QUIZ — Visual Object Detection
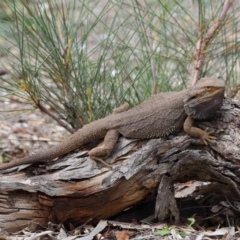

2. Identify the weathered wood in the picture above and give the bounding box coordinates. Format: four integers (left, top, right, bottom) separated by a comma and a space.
0, 98, 240, 231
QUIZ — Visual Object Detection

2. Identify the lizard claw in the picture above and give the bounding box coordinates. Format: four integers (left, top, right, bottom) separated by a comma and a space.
91, 156, 113, 169
201, 128, 216, 145
89, 148, 113, 169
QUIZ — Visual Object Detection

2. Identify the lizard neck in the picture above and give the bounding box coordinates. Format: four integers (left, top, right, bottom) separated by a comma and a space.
184, 97, 224, 119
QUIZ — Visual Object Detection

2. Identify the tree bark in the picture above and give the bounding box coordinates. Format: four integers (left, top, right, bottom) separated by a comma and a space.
0, 98, 239, 232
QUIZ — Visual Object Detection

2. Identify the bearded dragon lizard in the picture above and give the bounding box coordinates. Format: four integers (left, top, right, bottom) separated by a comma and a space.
0, 77, 225, 170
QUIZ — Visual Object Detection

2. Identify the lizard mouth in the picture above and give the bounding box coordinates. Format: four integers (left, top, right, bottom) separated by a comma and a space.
198, 88, 225, 103
185, 87, 224, 104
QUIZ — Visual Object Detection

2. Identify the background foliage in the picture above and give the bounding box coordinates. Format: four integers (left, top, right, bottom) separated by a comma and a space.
0, 0, 239, 131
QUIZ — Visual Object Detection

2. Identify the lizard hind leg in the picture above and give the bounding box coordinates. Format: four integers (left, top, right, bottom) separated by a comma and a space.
89, 129, 119, 168
89, 103, 130, 168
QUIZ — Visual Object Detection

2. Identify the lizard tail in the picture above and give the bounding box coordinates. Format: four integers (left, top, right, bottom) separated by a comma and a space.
0, 119, 108, 171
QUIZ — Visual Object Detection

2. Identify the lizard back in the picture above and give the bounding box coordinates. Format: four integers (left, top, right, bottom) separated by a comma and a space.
108, 89, 188, 139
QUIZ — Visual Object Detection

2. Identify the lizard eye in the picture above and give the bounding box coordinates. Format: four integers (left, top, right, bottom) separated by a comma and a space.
205, 86, 211, 91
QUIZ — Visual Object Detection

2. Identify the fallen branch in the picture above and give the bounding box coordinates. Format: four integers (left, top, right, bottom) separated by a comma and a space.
0, 98, 239, 231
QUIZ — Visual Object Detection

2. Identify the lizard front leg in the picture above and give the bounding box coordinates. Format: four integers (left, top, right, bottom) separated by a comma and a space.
89, 103, 130, 167
183, 116, 216, 145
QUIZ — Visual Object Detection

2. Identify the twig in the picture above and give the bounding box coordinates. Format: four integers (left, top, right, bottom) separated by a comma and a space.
36, 101, 75, 134
0, 70, 8, 76
197, 208, 228, 221
230, 84, 240, 98
188, 0, 233, 87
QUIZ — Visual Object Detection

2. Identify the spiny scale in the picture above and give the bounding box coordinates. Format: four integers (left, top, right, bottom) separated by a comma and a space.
108, 89, 188, 139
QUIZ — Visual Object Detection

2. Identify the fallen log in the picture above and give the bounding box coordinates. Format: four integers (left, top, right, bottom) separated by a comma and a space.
0, 98, 239, 232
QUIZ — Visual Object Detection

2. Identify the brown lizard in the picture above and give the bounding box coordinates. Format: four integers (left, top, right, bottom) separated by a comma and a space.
0, 77, 225, 171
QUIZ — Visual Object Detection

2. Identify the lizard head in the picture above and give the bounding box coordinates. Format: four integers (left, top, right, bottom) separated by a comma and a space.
183, 77, 225, 119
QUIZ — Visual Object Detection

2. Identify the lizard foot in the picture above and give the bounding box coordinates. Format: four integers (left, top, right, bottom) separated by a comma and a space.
89, 145, 113, 169
90, 156, 112, 169
200, 128, 216, 145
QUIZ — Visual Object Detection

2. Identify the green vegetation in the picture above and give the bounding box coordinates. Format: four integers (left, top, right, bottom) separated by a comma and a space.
0, 0, 239, 131
155, 218, 196, 237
